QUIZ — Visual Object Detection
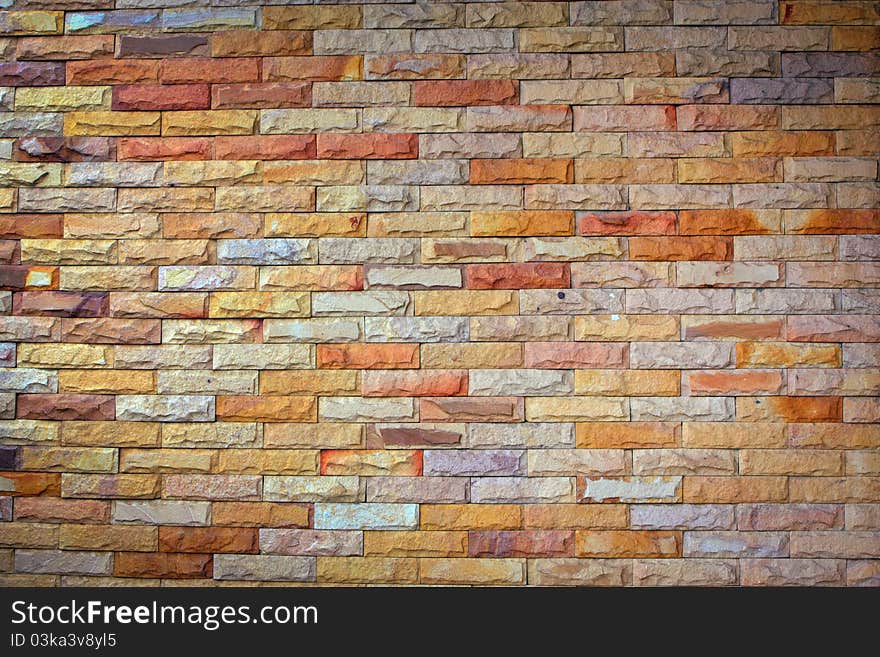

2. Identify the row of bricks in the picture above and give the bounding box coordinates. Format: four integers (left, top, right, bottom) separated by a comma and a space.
3, 2, 877, 33
4, 51, 880, 85
2, 419, 876, 449
1, 313, 875, 345
2, 337, 878, 366
4, 262, 880, 292
0, 393, 876, 423
1, 470, 879, 502
3, 104, 880, 135
1, 78, 876, 108
2, 184, 876, 214
3, 286, 878, 320
4, 366, 880, 396
1, 157, 878, 185
1, 210, 877, 237
1, 445, 878, 477
3, 525, 880, 560
3, 556, 880, 587
3, 126, 878, 157
5, 497, 878, 529
2, 14, 878, 48
1, 2, 877, 31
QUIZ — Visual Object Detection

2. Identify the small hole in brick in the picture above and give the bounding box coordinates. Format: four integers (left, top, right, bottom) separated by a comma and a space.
557, 292, 565, 299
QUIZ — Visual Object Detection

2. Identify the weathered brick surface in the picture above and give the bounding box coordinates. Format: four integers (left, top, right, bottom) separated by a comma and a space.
0, 1, 875, 588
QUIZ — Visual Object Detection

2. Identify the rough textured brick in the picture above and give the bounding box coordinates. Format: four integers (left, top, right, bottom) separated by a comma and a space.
0, 0, 873, 589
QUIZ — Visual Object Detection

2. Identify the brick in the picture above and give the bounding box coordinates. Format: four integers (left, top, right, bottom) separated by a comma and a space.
414, 80, 518, 107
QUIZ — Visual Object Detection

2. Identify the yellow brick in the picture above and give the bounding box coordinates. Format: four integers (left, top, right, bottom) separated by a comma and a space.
523, 504, 628, 529
119, 449, 215, 474
58, 370, 155, 395
59, 525, 157, 551
683, 422, 787, 448
368, 212, 468, 237
420, 558, 525, 585
215, 449, 319, 475
526, 396, 629, 422
163, 161, 262, 186
162, 111, 258, 136
263, 5, 362, 30
414, 290, 518, 316
574, 369, 680, 396
683, 476, 788, 503
15, 86, 111, 111
263, 423, 363, 448
471, 210, 573, 236
736, 342, 840, 368
421, 343, 522, 369
65, 111, 161, 136
18, 344, 113, 369
260, 370, 359, 396
265, 213, 366, 237
420, 504, 522, 530
0, 11, 63, 35
0, 163, 64, 186
0, 523, 58, 549
19, 447, 116, 473
574, 315, 680, 341
61, 421, 160, 448
317, 557, 417, 584
208, 292, 310, 318
363, 531, 468, 557
263, 161, 363, 185
0, 189, 15, 211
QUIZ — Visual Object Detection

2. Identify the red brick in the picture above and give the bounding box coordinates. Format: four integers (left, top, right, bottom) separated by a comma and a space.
468, 530, 574, 558
13, 497, 109, 523
115, 552, 212, 578
161, 58, 260, 84
17, 394, 115, 422
112, 84, 210, 111
471, 159, 573, 185
214, 135, 316, 160
117, 137, 213, 161
465, 263, 570, 290
0, 62, 65, 86
317, 133, 418, 159
13, 292, 108, 317
317, 344, 419, 369
14, 137, 115, 163
212, 82, 311, 109
525, 342, 628, 369
0, 215, 62, 240
414, 80, 518, 107
578, 211, 677, 236
158, 527, 258, 554
67, 60, 159, 85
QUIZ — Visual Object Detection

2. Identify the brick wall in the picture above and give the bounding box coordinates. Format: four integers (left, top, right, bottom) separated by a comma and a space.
1, 1, 878, 587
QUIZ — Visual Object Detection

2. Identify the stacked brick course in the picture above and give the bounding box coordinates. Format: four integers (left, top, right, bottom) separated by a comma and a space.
0, 0, 878, 586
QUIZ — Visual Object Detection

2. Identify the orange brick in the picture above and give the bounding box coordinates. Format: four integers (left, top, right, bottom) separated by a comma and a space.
114, 552, 211, 579
471, 211, 573, 237
629, 236, 733, 261
421, 504, 523, 530
117, 137, 212, 161
216, 396, 317, 422
361, 370, 467, 397
679, 209, 781, 235
211, 502, 310, 528
464, 263, 570, 289
683, 476, 788, 503
575, 530, 681, 558
470, 159, 573, 185
414, 80, 518, 106
161, 58, 260, 84
576, 422, 680, 448
317, 344, 419, 369
317, 133, 418, 159
215, 135, 316, 160
158, 527, 258, 553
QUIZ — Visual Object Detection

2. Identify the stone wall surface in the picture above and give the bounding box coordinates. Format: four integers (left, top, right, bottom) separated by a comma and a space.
0, 0, 878, 586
